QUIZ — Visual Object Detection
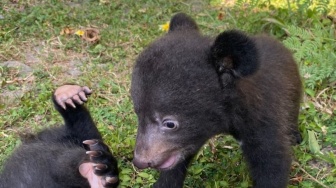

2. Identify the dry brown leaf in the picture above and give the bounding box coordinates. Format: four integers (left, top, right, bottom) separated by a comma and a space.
60, 27, 74, 35
82, 28, 100, 43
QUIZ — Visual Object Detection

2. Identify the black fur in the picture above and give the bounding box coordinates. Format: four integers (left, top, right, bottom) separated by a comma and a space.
169, 12, 199, 32
0, 86, 119, 188
210, 30, 259, 76
131, 13, 302, 188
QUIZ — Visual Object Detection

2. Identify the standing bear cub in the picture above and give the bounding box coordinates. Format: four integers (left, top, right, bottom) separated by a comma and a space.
0, 85, 119, 188
131, 13, 302, 188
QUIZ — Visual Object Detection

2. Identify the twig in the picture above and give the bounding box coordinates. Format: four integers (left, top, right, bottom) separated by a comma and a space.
97, 93, 114, 103
293, 161, 329, 188
131, 163, 139, 173
316, 87, 329, 99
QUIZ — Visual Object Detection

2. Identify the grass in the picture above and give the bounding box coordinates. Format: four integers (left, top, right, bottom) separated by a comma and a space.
0, 0, 335, 187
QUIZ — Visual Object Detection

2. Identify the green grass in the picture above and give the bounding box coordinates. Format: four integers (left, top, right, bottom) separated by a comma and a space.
1, 0, 335, 187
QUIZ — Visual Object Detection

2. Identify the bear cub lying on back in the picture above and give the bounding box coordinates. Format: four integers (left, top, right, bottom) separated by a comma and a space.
0, 85, 119, 188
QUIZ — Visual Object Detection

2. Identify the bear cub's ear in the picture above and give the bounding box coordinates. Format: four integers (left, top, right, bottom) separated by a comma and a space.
169, 13, 199, 33
210, 30, 259, 78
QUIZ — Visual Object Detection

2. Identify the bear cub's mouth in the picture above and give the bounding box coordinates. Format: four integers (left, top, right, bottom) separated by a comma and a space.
156, 153, 180, 170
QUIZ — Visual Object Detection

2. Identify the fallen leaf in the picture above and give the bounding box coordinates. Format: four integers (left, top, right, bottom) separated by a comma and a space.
290, 174, 303, 184
82, 28, 100, 43
218, 12, 224, 20
60, 27, 74, 35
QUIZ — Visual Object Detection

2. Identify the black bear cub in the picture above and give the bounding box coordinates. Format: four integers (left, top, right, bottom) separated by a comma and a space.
0, 85, 119, 188
131, 13, 302, 188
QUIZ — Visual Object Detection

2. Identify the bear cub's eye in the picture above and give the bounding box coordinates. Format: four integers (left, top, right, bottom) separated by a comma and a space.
163, 120, 178, 130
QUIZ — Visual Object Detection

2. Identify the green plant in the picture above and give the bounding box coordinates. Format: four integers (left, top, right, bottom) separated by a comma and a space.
283, 23, 336, 89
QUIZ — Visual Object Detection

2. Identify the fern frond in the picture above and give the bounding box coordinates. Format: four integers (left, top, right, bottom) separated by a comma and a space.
283, 24, 336, 89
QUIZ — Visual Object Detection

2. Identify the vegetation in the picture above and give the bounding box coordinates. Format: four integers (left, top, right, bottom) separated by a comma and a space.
0, 0, 335, 187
